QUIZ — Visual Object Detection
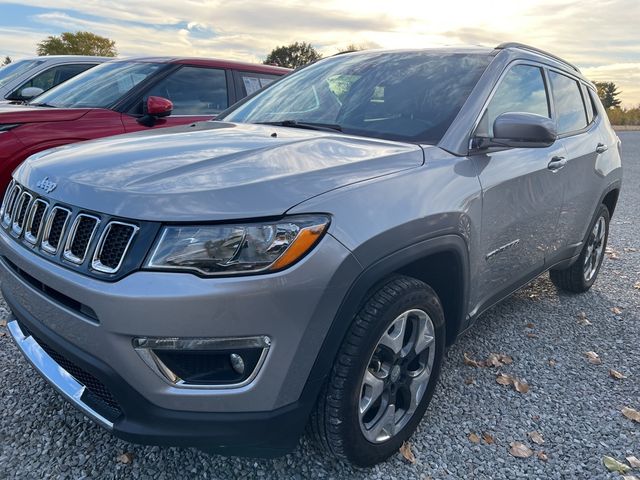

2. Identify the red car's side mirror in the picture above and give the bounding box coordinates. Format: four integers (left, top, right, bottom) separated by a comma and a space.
138, 96, 173, 127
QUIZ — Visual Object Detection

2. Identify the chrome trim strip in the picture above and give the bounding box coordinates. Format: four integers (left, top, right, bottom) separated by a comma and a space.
24, 199, 49, 245
7, 319, 114, 430
63, 214, 101, 264
41, 206, 71, 254
133, 336, 271, 389
91, 221, 139, 274
0, 179, 16, 217
11, 191, 33, 236
1, 184, 21, 227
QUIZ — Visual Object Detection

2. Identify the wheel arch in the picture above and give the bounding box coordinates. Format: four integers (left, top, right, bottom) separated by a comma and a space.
299, 234, 470, 410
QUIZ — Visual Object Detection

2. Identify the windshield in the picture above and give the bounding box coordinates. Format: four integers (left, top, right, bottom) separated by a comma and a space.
220, 51, 491, 144
0, 59, 44, 88
31, 61, 164, 108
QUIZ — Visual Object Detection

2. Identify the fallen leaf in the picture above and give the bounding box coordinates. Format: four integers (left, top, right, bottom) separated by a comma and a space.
622, 476, 640, 480
482, 432, 494, 444
509, 442, 534, 458
468, 432, 480, 444
463, 352, 483, 368
527, 333, 538, 338
399, 441, 416, 464
634, 282, 640, 290
548, 359, 557, 367
117, 452, 134, 465
464, 377, 475, 385
532, 415, 541, 422
577, 312, 592, 325
526, 322, 535, 328
0, 318, 6, 327
627, 456, 640, 468
514, 380, 530, 394
622, 407, 640, 423
610, 369, 627, 380
496, 373, 513, 386
537, 451, 549, 462
612, 307, 623, 315
625, 247, 638, 252
585, 351, 602, 365
603, 456, 631, 474
486, 353, 513, 367
528, 431, 545, 445
0, 332, 6, 337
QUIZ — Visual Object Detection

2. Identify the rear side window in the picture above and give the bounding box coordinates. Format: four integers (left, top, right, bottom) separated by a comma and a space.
237, 72, 279, 96
549, 71, 588, 134
478, 64, 549, 137
146, 66, 228, 115
582, 84, 595, 124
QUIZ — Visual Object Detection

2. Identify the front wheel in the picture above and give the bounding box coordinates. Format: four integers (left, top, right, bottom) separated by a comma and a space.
309, 276, 445, 466
550, 204, 610, 293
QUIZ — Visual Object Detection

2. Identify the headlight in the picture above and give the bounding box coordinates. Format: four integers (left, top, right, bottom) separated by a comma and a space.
145, 214, 329, 276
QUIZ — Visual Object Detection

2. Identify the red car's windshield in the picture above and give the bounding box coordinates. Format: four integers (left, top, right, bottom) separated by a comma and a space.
30, 61, 163, 109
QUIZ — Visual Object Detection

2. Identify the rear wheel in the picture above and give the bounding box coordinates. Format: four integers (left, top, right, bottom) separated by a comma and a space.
550, 204, 610, 293
309, 276, 445, 466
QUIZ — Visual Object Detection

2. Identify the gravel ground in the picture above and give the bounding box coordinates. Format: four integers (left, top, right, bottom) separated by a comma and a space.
0, 133, 638, 479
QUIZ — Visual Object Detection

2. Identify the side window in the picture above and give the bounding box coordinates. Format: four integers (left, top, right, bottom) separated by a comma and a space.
581, 84, 596, 124
9, 63, 95, 99
478, 64, 549, 137
237, 72, 279, 97
146, 66, 228, 115
549, 71, 588, 134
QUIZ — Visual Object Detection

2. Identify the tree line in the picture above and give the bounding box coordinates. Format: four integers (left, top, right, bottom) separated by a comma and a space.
2, 32, 638, 125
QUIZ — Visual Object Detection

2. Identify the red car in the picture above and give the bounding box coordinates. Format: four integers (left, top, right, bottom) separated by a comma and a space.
0, 57, 289, 191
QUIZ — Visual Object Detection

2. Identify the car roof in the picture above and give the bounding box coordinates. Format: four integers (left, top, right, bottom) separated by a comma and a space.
12, 55, 112, 62
109, 56, 291, 74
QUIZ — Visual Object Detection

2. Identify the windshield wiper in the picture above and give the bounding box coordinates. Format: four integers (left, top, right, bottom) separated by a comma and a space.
256, 120, 342, 133
29, 102, 57, 108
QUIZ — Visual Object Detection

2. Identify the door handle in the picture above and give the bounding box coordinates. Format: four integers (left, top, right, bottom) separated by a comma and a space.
596, 143, 608, 154
548, 156, 567, 171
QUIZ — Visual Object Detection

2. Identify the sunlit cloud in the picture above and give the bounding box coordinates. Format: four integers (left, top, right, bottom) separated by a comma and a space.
0, 0, 638, 105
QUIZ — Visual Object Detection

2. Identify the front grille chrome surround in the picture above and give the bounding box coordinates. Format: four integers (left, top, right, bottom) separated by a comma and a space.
92, 221, 139, 273
41, 206, 71, 254
11, 191, 33, 236
0, 179, 16, 218
63, 214, 101, 264
24, 199, 49, 245
2, 180, 144, 277
1, 183, 21, 227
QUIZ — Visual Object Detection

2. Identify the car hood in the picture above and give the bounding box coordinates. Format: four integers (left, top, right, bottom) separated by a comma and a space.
0, 104, 90, 123
15, 121, 424, 221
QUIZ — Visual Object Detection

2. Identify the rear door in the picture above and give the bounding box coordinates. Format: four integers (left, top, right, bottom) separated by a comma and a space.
121, 65, 230, 132
547, 71, 603, 253
471, 63, 566, 307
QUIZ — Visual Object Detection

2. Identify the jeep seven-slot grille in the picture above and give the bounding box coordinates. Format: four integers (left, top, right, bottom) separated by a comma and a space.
1, 181, 138, 276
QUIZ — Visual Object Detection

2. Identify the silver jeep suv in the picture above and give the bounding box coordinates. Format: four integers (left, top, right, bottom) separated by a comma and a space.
0, 43, 622, 466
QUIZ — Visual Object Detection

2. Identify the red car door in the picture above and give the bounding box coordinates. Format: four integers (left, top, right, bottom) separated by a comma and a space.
121, 66, 230, 133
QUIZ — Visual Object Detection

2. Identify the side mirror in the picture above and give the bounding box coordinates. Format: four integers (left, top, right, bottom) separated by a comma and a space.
138, 96, 173, 127
20, 87, 44, 100
475, 112, 557, 149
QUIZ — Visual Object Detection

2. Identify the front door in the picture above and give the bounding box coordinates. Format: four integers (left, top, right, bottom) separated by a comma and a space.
470, 63, 566, 310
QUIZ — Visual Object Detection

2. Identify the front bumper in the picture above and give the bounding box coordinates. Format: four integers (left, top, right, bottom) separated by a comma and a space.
0, 227, 361, 453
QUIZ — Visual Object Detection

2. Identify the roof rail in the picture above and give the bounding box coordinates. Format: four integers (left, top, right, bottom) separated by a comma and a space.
495, 42, 580, 73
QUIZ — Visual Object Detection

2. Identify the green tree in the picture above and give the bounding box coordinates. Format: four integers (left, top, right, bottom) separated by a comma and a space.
37, 31, 117, 57
594, 81, 621, 109
2, 56, 11, 66
264, 42, 321, 69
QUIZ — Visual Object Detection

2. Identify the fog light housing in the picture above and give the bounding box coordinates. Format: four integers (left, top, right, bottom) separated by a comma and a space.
133, 336, 270, 388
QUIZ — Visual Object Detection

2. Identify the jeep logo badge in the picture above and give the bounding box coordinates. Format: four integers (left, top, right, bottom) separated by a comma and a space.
36, 176, 57, 194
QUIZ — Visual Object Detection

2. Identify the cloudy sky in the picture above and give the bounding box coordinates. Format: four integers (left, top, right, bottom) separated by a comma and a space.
1, 0, 639, 105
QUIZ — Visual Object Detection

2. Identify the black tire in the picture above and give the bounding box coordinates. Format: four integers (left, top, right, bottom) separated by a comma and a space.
550, 204, 610, 293
308, 275, 445, 466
